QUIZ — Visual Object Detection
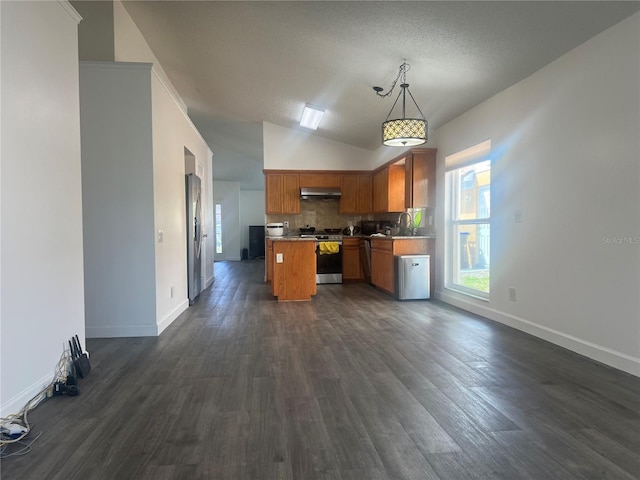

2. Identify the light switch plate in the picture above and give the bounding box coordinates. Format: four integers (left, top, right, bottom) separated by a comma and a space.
157, 229, 164, 242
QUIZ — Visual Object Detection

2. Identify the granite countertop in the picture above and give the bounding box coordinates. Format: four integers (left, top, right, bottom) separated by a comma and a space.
268, 236, 317, 242
370, 235, 437, 240
268, 235, 436, 241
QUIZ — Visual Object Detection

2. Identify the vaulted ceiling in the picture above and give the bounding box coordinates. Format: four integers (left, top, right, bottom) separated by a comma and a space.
121, 1, 639, 190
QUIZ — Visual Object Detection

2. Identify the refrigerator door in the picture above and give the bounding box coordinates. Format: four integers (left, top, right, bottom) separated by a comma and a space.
395, 255, 430, 300
186, 174, 202, 304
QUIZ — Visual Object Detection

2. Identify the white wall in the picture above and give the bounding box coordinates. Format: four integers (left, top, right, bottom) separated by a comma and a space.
213, 181, 241, 261
240, 191, 267, 253
79, 63, 157, 338
263, 122, 374, 170
113, 0, 214, 290
151, 72, 213, 333
435, 13, 640, 375
1, 1, 85, 415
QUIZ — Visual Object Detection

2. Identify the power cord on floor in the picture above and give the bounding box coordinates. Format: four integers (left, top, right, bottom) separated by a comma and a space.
0, 351, 70, 459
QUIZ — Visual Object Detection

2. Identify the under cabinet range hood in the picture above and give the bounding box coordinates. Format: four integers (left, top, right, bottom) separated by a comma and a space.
300, 187, 342, 199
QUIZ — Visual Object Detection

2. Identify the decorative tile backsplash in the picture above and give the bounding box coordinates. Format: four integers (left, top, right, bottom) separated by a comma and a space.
266, 198, 401, 234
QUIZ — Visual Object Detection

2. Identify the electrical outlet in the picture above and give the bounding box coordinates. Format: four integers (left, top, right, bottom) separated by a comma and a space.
157, 229, 164, 242
509, 287, 517, 302
284, 221, 289, 229
276, 253, 283, 263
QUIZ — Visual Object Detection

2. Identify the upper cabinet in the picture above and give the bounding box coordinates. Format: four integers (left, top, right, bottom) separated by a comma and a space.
405, 149, 436, 208
299, 173, 341, 188
373, 165, 405, 213
265, 173, 300, 214
340, 174, 372, 214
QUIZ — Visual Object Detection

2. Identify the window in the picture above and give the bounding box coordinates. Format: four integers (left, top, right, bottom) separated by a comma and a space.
215, 203, 222, 254
445, 141, 491, 298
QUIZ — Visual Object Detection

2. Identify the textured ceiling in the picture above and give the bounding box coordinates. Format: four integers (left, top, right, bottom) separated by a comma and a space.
121, 1, 639, 190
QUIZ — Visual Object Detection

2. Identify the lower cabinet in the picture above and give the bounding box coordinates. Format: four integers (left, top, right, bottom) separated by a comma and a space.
266, 238, 273, 282
370, 237, 432, 296
370, 239, 395, 294
342, 238, 364, 281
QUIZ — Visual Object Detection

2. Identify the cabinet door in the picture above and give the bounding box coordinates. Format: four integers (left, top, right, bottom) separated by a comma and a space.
357, 174, 373, 213
373, 169, 389, 213
282, 174, 300, 214
370, 239, 394, 294
266, 239, 273, 282
373, 166, 405, 213
265, 174, 283, 214
410, 151, 436, 208
342, 238, 363, 280
388, 165, 405, 212
339, 175, 358, 214
299, 174, 341, 188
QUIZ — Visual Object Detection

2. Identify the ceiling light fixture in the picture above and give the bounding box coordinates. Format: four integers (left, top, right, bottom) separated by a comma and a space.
373, 61, 427, 147
300, 104, 325, 130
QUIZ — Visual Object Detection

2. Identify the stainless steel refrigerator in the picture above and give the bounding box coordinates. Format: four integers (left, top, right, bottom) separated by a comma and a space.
186, 174, 202, 304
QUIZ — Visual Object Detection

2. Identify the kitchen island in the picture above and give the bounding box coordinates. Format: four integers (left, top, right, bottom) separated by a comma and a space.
267, 237, 317, 301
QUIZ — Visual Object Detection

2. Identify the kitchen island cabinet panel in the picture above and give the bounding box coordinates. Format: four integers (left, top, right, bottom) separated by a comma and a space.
266, 238, 273, 282
271, 240, 316, 301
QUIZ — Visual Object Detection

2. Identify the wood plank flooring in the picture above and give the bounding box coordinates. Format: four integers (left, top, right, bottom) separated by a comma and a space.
2, 259, 639, 479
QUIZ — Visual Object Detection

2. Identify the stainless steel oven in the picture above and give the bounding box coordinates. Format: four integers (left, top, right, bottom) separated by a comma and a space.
301, 235, 343, 284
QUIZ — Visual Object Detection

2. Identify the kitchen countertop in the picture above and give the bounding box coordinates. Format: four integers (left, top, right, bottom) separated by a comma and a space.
267, 236, 317, 241
268, 234, 436, 241
370, 235, 437, 240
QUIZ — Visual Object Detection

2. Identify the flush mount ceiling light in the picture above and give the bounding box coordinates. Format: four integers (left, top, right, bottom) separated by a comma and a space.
373, 61, 427, 147
300, 104, 325, 130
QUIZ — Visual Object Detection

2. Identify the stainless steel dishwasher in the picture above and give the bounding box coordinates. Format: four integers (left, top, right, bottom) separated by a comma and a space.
394, 255, 430, 300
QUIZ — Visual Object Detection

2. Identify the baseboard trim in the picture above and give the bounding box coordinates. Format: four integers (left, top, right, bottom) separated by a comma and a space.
437, 289, 640, 377
86, 324, 159, 338
0, 372, 51, 418
157, 300, 189, 336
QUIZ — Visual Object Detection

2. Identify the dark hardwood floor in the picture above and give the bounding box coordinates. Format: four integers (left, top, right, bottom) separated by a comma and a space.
3, 259, 639, 479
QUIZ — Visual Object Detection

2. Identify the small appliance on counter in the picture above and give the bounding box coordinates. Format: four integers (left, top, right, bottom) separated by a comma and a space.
266, 223, 284, 237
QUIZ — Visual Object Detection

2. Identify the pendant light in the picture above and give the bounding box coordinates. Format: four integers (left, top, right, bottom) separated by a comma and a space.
373, 61, 428, 147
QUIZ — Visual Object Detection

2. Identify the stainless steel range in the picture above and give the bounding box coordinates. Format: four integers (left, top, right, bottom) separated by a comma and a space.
300, 234, 343, 284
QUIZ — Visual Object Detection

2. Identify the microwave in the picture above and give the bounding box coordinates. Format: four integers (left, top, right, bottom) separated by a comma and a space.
361, 221, 392, 235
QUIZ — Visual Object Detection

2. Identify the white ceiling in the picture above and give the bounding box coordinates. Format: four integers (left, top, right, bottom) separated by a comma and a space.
121, 1, 639, 190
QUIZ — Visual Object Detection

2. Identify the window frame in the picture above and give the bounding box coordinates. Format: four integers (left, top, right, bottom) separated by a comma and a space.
445, 145, 491, 300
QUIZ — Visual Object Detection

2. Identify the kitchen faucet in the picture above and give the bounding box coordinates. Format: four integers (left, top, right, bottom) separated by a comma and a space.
397, 212, 412, 229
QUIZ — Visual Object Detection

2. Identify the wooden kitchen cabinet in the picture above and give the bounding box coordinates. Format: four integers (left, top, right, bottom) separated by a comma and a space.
370, 238, 394, 294
265, 173, 300, 214
271, 240, 317, 301
299, 173, 341, 188
342, 237, 364, 280
370, 237, 432, 296
373, 165, 405, 213
266, 238, 273, 282
339, 174, 372, 214
405, 149, 436, 208
357, 174, 373, 213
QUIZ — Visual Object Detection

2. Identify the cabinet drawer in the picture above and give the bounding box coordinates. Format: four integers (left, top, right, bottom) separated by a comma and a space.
370, 238, 393, 252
